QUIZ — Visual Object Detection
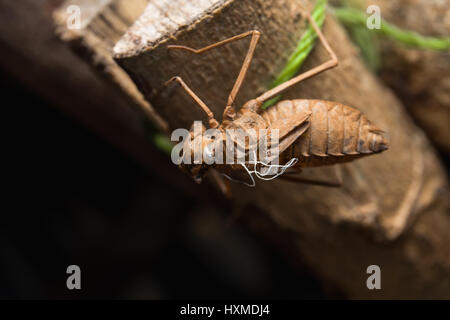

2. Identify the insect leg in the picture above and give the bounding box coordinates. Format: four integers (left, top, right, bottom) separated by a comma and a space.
208, 169, 232, 199
168, 30, 260, 56
224, 31, 260, 120
279, 165, 343, 188
154, 76, 219, 128
255, 10, 338, 106
168, 31, 261, 122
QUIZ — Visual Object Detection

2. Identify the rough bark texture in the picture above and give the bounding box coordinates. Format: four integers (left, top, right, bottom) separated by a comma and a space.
53, 0, 167, 131
113, 0, 450, 298
364, 0, 450, 155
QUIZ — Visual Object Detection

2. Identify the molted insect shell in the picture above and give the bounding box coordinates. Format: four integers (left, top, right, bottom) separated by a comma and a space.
261, 99, 389, 166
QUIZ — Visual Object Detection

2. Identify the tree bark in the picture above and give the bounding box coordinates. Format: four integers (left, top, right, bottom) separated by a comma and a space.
363, 0, 450, 155
112, 0, 450, 298
53, 0, 168, 131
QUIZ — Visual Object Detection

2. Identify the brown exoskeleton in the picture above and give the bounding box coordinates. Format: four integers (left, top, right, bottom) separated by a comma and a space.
157, 10, 389, 194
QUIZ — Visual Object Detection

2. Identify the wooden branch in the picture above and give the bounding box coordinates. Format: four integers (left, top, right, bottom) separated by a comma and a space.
113, 0, 450, 298
54, 0, 168, 132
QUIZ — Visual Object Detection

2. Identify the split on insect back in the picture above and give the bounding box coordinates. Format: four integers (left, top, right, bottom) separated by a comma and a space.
153, 7, 389, 196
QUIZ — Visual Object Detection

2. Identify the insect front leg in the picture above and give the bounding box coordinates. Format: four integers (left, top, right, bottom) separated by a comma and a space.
168, 30, 261, 125
280, 165, 343, 188
208, 168, 232, 199
255, 9, 339, 107
153, 76, 219, 128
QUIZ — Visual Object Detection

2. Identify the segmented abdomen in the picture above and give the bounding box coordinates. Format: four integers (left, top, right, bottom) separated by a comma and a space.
261, 99, 389, 166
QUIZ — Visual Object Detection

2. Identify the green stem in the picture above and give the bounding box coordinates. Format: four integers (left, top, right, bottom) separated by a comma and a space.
333, 7, 450, 51
262, 0, 328, 109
